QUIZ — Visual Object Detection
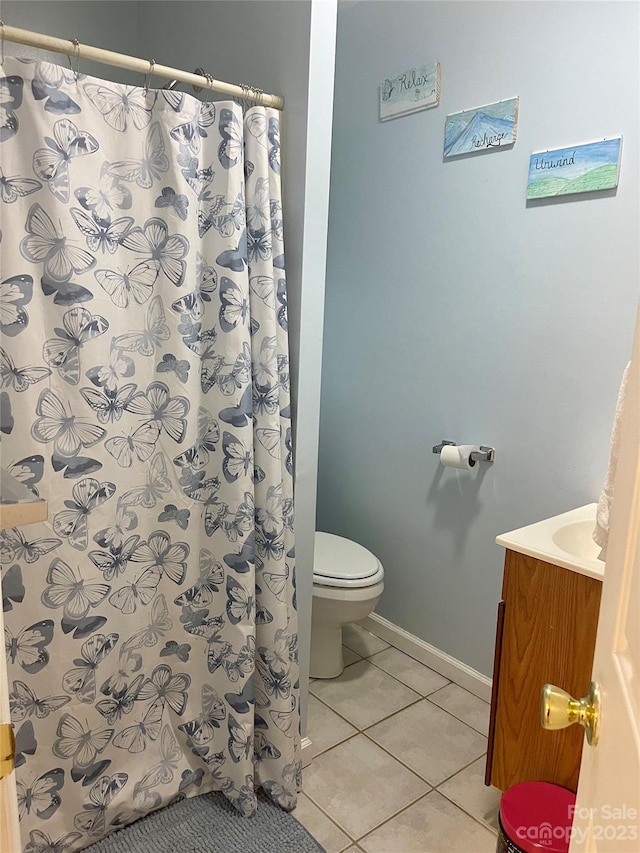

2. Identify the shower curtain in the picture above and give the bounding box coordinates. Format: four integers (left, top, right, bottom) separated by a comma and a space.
0, 57, 298, 851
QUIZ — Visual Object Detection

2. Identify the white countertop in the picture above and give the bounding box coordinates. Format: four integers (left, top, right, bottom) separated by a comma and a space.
496, 503, 605, 581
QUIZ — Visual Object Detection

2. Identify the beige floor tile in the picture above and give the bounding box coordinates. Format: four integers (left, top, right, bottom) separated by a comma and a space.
308, 694, 358, 755
343, 645, 362, 666
366, 700, 487, 786
309, 660, 420, 729
304, 734, 429, 839
359, 791, 497, 853
438, 756, 501, 832
428, 682, 490, 735
293, 793, 353, 853
342, 622, 389, 657
369, 647, 450, 696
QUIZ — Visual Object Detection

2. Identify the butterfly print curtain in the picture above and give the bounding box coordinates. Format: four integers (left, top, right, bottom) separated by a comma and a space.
0, 58, 298, 852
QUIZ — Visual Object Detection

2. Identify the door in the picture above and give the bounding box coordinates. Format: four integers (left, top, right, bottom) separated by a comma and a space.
570, 305, 640, 851
0, 596, 21, 853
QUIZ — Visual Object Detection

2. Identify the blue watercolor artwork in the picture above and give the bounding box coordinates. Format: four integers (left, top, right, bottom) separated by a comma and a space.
526, 137, 622, 199
379, 62, 440, 121
444, 97, 519, 158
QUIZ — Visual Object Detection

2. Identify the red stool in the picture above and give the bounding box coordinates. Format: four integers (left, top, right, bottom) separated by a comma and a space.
497, 782, 576, 853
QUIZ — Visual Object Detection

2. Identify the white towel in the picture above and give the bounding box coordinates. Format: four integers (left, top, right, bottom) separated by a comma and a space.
593, 361, 631, 555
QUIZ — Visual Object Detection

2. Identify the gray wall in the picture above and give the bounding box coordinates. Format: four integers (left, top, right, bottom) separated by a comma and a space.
317, 0, 640, 676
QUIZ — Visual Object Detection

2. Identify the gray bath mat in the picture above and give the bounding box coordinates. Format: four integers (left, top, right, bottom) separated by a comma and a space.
84, 791, 326, 853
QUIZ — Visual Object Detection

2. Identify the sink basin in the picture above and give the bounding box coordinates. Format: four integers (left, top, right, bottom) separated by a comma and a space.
552, 520, 604, 563
496, 503, 605, 580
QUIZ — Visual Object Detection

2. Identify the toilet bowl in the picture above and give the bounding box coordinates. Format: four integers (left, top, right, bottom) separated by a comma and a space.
310, 532, 384, 679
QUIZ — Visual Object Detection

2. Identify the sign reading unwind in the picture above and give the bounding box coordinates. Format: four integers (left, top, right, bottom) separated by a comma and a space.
526, 137, 623, 199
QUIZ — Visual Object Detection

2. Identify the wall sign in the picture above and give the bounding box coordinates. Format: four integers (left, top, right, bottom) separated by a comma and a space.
444, 97, 519, 158
526, 137, 622, 199
379, 62, 440, 121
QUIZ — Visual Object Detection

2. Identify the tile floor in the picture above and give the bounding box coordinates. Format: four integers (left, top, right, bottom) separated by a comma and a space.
294, 622, 502, 853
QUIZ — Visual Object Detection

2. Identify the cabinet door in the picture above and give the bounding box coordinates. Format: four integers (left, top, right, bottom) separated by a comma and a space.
490, 550, 602, 792
485, 600, 505, 786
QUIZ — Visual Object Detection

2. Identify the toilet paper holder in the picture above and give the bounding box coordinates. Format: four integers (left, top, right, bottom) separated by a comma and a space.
432, 441, 495, 463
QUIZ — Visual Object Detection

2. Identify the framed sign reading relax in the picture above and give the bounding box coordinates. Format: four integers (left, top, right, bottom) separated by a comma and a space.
379, 62, 440, 121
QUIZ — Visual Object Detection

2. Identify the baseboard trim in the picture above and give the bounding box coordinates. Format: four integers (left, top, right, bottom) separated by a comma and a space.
300, 736, 314, 767
361, 613, 492, 703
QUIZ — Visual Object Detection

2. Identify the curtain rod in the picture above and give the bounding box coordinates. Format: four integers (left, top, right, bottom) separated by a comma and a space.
0, 23, 284, 110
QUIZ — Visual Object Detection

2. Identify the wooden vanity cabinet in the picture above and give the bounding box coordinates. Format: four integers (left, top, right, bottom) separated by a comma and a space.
485, 548, 602, 793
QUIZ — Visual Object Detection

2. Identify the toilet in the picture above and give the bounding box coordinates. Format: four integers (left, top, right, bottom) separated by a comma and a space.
310, 532, 385, 678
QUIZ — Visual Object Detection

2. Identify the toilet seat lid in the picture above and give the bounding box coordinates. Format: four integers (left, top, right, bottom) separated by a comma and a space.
313, 532, 381, 582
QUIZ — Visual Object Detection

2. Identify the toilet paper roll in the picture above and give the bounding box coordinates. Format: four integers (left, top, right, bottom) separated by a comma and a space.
440, 444, 478, 470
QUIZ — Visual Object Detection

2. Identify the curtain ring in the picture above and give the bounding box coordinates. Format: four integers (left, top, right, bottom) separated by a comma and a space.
192, 66, 205, 94
233, 81, 264, 109
243, 83, 251, 111
252, 86, 264, 108
68, 37, 80, 80
0, 21, 5, 66
204, 73, 215, 103
144, 59, 155, 94
234, 82, 248, 111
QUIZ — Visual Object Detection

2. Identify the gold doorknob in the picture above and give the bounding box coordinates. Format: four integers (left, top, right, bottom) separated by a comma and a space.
540, 681, 600, 746
0, 723, 15, 780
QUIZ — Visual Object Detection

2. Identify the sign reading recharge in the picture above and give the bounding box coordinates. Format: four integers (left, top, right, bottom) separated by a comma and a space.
443, 98, 519, 158
526, 137, 623, 199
